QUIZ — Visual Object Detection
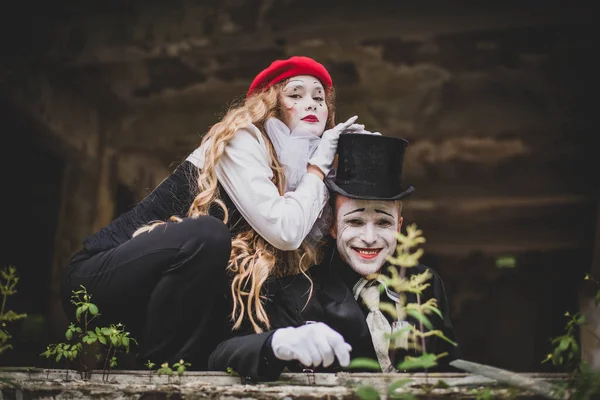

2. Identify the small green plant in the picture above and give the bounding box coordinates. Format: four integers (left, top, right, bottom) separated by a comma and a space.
471, 387, 494, 400
542, 273, 600, 399
541, 310, 584, 370
387, 379, 415, 400
172, 359, 191, 376
355, 384, 381, 400
40, 285, 137, 381
0, 265, 27, 355
154, 359, 191, 383
348, 225, 457, 399
157, 361, 174, 377
349, 224, 456, 374
145, 360, 156, 383
355, 379, 417, 400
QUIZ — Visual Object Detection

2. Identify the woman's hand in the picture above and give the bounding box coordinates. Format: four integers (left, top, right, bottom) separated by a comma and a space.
308, 116, 364, 178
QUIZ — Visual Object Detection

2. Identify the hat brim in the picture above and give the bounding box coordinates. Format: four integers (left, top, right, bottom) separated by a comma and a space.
325, 178, 415, 201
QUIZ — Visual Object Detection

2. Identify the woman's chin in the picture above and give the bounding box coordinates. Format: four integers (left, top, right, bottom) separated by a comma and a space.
297, 122, 325, 137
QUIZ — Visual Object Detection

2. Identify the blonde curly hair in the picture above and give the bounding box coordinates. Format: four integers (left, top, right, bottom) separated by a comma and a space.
134, 80, 336, 333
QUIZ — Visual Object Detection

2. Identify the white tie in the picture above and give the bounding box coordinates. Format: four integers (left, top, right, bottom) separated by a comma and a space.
359, 284, 396, 372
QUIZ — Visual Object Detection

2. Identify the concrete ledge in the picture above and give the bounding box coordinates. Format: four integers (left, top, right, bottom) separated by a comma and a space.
0, 368, 572, 399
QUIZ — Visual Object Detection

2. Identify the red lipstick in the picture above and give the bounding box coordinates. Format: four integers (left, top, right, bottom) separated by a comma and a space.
301, 115, 319, 123
352, 248, 382, 260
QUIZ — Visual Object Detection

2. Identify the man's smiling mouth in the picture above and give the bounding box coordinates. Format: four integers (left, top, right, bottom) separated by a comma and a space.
352, 247, 382, 259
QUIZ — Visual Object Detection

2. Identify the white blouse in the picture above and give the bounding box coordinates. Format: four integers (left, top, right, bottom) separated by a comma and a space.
186, 124, 329, 251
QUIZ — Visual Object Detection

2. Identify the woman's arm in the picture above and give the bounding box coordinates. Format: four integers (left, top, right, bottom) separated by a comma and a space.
215, 126, 328, 251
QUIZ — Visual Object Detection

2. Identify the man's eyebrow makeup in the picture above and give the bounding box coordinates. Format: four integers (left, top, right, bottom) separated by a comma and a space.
344, 208, 365, 216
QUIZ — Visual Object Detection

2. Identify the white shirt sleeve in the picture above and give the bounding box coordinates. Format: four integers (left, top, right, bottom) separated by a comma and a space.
214, 125, 329, 251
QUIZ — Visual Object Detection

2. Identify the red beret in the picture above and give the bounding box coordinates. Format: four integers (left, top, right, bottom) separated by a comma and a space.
247, 56, 333, 98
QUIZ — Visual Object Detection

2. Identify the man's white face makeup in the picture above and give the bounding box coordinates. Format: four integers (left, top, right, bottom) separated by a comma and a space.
332, 197, 402, 277
280, 75, 328, 137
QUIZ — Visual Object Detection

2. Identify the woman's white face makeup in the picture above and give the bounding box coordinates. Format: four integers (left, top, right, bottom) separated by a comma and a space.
332, 197, 402, 277
280, 75, 328, 137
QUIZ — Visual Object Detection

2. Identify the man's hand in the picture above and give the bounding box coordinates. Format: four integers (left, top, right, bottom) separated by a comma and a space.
270, 322, 352, 368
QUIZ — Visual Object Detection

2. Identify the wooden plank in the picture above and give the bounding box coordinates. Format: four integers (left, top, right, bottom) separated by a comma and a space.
402, 195, 597, 256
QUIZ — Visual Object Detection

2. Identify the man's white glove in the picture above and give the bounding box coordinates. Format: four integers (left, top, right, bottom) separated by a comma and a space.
308, 116, 364, 177
271, 322, 352, 368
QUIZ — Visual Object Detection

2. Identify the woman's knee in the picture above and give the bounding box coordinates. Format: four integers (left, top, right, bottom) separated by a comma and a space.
180, 216, 231, 260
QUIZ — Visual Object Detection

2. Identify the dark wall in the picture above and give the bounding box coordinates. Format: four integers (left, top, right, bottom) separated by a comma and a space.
1, 102, 65, 366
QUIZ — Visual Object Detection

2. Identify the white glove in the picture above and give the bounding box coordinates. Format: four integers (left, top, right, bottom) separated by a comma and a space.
357, 129, 382, 135
271, 322, 352, 368
308, 116, 364, 177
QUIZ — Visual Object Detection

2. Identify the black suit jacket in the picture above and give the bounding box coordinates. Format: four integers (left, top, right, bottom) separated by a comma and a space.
208, 244, 460, 381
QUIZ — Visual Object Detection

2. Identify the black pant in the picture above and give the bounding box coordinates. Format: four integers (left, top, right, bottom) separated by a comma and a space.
61, 216, 231, 369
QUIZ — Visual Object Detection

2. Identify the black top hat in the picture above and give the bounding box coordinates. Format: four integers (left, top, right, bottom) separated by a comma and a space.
325, 134, 415, 200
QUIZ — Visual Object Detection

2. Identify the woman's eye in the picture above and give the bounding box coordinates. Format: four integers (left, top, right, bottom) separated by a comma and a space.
290, 94, 301, 99
314, 96, 324, 102
377, 220, 393, 227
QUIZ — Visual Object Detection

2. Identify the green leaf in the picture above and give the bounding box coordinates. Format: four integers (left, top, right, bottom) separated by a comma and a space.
379, 302, 398, 319
397, 353, 438, 370
558, 338, 570, 351
355, 385, 380, 400
406, 309, 433, 330
428, 330, 458, 347
88, 304, 99, 315
122, 336, 130, 347
387, 379, 413, 398
495, 256, 516, 269
387, 326, 412, 340
177, 366, 185, 376
426, 305, 443, 319
434, 380, 450, 388
98, 335, 107, 345
65, 330, 73, 340
348, 357, 381, 371
571, 341, 579, 354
